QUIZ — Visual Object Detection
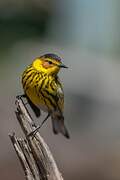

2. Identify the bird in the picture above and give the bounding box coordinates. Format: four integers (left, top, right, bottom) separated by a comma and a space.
21, 53, 70, 138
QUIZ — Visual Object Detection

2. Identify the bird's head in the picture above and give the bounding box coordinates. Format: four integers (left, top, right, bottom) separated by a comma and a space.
32, 53, 68, 75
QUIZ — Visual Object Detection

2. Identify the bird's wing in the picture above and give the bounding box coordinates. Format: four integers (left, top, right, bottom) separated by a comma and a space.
57, 83, 64, 111
50, 78, 64, 112
50, 80, 69, 138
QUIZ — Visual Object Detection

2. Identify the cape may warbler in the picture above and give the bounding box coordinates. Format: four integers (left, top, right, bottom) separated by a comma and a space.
22, 53, 70, 138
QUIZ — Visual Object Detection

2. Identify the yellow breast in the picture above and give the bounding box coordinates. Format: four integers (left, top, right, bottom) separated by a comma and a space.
22, 65, 64, 112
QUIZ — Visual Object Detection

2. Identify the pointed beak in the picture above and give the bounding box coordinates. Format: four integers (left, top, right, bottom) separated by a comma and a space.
58, 63, 68, 68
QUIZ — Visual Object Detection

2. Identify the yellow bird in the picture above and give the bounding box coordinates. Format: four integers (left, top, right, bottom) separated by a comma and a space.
22, 53, 70, 138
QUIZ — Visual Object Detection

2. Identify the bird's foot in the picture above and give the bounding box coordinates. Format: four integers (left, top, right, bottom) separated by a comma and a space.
27, 126, 39, 138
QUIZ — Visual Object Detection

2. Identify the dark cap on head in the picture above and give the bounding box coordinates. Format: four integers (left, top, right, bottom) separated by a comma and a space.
41, 53, 62, 62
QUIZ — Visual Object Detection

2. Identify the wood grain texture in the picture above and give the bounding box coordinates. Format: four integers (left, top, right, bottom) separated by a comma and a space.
9, 96, 63, 180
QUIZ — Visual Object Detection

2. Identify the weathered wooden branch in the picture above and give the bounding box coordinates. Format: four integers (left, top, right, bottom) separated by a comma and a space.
9, 97, 63, 180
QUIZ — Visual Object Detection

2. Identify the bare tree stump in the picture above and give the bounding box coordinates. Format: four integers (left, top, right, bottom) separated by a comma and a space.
9, 97, 63, 180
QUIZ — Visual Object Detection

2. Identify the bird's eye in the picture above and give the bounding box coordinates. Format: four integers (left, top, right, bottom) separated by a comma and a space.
48, 61, 52, 64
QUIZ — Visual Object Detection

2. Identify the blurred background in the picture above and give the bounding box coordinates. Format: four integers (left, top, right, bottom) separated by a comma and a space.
1, 0, 120, 179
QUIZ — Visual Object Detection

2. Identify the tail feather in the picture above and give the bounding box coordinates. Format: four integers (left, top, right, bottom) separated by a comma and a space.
51, 114, 70, 139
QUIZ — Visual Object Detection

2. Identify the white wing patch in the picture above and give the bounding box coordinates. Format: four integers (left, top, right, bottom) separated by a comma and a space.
57, 86, 63, 95
52, 79, 64, 111
53, 79, 64, 97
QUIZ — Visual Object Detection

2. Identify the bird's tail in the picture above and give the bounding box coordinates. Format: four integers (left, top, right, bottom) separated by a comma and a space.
51, 113, 70, 139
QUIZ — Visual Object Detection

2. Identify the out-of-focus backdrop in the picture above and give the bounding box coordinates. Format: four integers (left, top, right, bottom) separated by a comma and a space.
1, 0, 120, 180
